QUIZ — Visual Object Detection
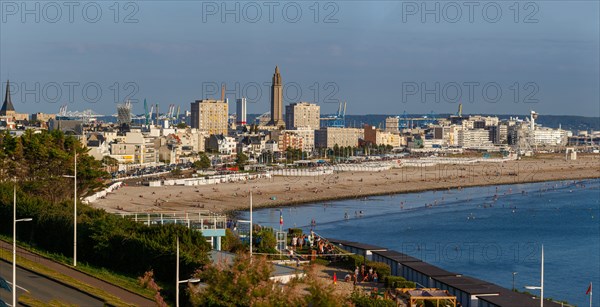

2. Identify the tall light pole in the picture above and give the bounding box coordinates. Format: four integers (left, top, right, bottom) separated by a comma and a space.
236, 192, 253, 263
13, 184, 32, 306
512, 272, 518, 291
525, 244, 544, 307
63, 152, 77, 266
175, 236, 199, 307
176, 236, 179, 307
250, 192, 253, 261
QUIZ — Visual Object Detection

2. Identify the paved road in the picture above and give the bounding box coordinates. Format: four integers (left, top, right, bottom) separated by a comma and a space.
0, 260, 104, 306
0, 240, 155, 306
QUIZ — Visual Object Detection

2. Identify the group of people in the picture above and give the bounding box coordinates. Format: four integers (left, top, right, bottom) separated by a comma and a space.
289, 231, 339, 261
345, 265, 379, 284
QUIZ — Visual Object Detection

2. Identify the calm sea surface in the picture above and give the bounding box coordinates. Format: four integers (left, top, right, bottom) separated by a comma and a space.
241, 179, 600, 306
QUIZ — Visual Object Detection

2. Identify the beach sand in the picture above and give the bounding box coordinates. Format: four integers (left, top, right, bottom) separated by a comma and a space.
92, 154, 600, 215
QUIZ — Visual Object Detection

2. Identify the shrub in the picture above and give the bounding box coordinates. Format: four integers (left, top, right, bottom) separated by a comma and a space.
396, 280, 416, 288
366, 261, 391, 281
338, 253, 365, 270
222, 228, 244, 253
349, 289, 396, 307
384, 276, 415, 288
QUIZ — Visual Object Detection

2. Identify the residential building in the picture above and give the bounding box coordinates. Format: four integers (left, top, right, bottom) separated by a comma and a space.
532, 127, 571, 146
385, 116, 399, 133
457, 129, 493, 149
285, 102, 320, 130
293, 127, 316, 152
109, 132, 158, 164
206, 134, 236, 155
236, 98, 247, 125
31, 112, 56, 123
278, 131, 304, 152
190, 99, 228, 135
315, 127, 363, 148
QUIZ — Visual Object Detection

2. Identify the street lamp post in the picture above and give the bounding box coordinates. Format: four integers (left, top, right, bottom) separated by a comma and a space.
512, 272, 518, 291
63, 152, 77, 266
13, 184, 32, 307
175, 236, 200, 307
235, 192, 253, 262
525, 245, 544, 307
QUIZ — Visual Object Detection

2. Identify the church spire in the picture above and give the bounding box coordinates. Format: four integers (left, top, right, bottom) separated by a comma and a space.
1, 80, 15, 115
273, 66, 281, 85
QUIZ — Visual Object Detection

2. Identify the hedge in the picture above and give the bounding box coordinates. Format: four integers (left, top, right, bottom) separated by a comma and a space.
366, 261, 391, 281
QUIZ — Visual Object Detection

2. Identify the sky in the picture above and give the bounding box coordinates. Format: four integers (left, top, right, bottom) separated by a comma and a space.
1, 1, 598, 117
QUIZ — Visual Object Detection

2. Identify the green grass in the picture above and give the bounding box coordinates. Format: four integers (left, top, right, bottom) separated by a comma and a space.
0, 236, 155, 300
0, 249, 132, 306
18, 293, 77, 307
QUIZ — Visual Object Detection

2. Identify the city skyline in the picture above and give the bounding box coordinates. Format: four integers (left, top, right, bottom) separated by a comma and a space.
1, 1, 598, 117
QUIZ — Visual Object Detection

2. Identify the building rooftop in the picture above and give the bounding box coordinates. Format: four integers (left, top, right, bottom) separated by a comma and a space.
371, 250, 422, 263
402, 261, 456, 277
327, 238, 388, 251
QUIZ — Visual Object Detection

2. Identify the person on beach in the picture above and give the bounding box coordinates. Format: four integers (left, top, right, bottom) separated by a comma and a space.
291, 236, 297, 251
361, 265, 365, 278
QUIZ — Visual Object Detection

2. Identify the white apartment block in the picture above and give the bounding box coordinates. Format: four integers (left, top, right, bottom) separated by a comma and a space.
110, 132, 158, 164
457, 129, 493, 149
532, 128, 571, 146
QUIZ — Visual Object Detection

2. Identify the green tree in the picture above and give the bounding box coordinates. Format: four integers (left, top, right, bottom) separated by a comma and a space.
221, 228, 245, 253
194, 153, 211, 170
190, 254, 289, 306
235, 152, 249, 170
176, 122, 188, 129
189, 255, 345, 306
254, 228, 277, 254
171, 167, 182, 176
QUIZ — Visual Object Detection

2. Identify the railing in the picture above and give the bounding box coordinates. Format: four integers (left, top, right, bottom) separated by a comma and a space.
117, 210, 228, 230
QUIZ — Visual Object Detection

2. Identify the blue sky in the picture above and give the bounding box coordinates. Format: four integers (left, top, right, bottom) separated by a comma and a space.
1, 1, 598, 117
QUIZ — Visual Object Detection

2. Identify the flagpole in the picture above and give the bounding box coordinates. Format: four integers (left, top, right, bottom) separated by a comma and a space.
590, 282, 593, 307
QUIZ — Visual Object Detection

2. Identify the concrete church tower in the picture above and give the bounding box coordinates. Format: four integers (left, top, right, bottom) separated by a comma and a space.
269, 66, 284, 127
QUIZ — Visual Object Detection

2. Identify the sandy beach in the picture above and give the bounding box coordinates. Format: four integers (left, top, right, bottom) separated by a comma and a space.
92, 154, 600, 215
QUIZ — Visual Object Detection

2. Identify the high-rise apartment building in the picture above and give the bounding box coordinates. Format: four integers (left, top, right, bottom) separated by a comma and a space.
285, 102, 320, 130
190, 99, 228, 135
236, 98, 247, 125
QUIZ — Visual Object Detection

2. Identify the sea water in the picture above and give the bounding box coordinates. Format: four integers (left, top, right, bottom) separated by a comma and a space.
241, 179, 600, 306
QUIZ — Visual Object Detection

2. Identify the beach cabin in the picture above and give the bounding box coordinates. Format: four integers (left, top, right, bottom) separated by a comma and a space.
401, 261, 457, 288
328, 239, 388, 262
476, 289, 564, 307
370, 250, 421, 277
431, 275, 503, 307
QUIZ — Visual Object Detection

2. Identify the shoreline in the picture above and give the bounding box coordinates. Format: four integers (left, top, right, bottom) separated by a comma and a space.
92, 154, 600, 216
227, 175, 600, 216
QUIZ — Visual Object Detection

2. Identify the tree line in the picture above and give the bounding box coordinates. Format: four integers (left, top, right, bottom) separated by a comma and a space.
0, 130, 210, 302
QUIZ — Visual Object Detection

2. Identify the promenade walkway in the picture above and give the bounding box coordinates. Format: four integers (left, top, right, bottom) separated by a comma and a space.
0, 240, 155, 306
